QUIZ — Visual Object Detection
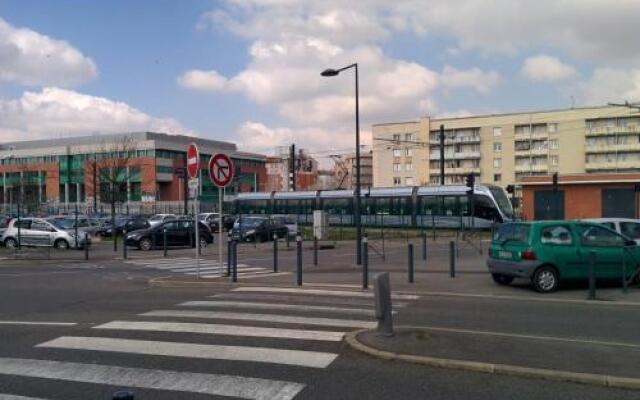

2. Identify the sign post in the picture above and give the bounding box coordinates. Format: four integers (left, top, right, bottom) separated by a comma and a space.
187, 143, 200, 279
208, 153, 234, 278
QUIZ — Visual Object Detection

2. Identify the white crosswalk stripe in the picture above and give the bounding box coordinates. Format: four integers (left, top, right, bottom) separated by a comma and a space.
122, 257, 268, 278
10, 284, 417, 399
0, 358, 304, 400
0, 395, 48, 400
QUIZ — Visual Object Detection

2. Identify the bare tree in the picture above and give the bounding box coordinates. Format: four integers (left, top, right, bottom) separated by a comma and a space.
85, 135, 138, 251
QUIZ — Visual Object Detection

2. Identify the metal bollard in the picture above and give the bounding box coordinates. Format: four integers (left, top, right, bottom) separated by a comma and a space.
227, 236, 233, 277
588, 250, 596, 300
112, 390, 134, 400
362, 234, 369, 289
313, 236, 318, 266
449, 241, 456, 278
622, 248, 628, 294
163, 228, 168, 257
408, 243, 414, 283
296, 234, 302, 286
374, 272, 394, 337
123, 230, 128, 260
84, 232, 89, 261
422, 231, 427, 260
273, 233, 278, 273
286, 233, 291, 249
232, 240, 238, 283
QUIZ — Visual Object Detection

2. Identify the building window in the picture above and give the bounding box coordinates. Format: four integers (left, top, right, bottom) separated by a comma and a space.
405, 177, 414, 185
548, 123, 558, 133
392, 134, 401, 143
494, 174, 501, 182
549, 139, 559, 149
494, 158, 502, 168
393, 163, 401, 172
405, 133, 415, 142
550, 155, 559, 165
493, 142, 502, 152
393, 177, 401, 185
493, 127, 502, 137
393, 149, 401, 157
405, 148, 413, 156
405, 163, 413, 171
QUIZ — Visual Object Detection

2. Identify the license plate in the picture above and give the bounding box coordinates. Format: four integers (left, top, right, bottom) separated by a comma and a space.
498, 251, 511, 259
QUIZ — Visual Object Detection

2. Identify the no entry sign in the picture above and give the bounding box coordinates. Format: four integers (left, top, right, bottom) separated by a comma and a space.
208, 153, 234, 187
187, 143, 199, 179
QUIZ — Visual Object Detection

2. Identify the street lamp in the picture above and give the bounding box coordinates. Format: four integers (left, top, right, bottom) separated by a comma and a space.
321, 63, 362, 265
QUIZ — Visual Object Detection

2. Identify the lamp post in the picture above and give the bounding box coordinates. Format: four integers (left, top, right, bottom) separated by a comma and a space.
321, 63, 362, 265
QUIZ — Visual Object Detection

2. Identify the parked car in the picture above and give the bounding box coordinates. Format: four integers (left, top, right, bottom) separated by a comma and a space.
1, 217, 90, 249
0, 215, 11, 237
48, 216, 102, 237
271, 216, 298, 238
124, 219, 213, 251
585, 218, 640, 245
95, 216, 149, 237
148, 213, 177, 228
199, 213, 235, 233
487, 221, 639, 293
231, 216, 288, 242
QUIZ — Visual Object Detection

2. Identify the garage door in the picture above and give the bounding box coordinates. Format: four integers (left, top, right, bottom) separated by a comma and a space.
534, 190, 564, 220
602, 188, 635, 218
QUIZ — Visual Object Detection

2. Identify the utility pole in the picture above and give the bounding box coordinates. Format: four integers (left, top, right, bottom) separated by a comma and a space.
439, 124, 445, 185
93, 153, 97, 212
552, 172, 559, 220
183, 167, 188, 215
289, 144, 296, 191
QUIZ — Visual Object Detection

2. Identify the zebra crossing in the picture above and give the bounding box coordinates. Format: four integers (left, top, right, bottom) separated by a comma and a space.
123, 256, 271, 278
0, 285, 419, 399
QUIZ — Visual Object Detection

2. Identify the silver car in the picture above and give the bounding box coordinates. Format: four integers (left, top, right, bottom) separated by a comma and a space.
1, 218, 90, 250
148, 214, 177, 228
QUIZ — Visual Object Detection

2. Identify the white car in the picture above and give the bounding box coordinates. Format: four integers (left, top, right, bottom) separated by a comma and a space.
148, 214, 176, 228
585, 218, 640, 244
1, 218, 90, 249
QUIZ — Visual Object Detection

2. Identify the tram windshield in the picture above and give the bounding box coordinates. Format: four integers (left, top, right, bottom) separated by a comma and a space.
489, 187, 514, 219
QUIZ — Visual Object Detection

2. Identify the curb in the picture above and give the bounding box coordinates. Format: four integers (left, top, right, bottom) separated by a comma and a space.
344, 329, 640, 390
148, 276, 234, 288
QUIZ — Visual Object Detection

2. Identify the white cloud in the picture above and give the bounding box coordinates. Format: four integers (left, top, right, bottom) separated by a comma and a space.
579, 68, 640, 105
177, 69, 228, 91
0, 17, 97, 86
0, 87, 194, 141
440, 66, 501, 93
521, 55, 577, 81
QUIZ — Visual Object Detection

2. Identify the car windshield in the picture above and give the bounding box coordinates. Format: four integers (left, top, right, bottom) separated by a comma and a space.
493, 223, 530, 244
240, 218, 264, 228
149, 215, 164, 221
48, 218, 74, 229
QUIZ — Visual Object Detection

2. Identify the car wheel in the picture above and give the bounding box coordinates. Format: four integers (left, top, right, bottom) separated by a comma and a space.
54, 239, 69, 250
4, 238, 17, 248
491, 273, 514, 286
139, 238, 153, 251
532, 266, 559, 293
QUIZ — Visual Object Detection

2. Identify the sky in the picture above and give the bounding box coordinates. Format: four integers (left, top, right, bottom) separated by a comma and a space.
1, 0, 640, 160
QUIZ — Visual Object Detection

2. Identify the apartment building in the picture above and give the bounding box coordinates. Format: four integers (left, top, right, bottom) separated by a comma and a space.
336, 150, 373, 190
372, 105, 640, 196
264, 146, 319, 191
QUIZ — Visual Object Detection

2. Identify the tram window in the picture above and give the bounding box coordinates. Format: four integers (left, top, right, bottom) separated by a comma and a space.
459, 196, 468, 215
472, 194, 500, 221
322, 198, 352, 214
443, 196, 458, 216
376, 197, 391, 215
420, 196, 441, 215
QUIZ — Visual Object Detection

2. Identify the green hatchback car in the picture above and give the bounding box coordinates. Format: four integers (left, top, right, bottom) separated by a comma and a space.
487, 221, 639, 293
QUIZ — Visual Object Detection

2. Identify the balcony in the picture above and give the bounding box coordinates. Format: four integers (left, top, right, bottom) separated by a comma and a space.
515, 148, 549, 157
585, 142, 640, 153
429, 151, 481, 160
585, 125, 640, 136
515, 164, 548, 173
515, 131, 548, 141
586, 160, 640, 171
429, 166, 480, 175
429, 136, 481, 145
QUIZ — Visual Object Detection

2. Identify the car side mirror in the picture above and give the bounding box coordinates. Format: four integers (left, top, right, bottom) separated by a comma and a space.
625, 240, 636, 247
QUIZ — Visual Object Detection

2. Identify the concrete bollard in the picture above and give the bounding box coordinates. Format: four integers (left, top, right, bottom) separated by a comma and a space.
422, 231, 427, 260
362, 233, 369, 290
449, 241, 456, 278
313, 236, 318, 266
84, 232, 89, 261
232, 240, 238, 283
163, 228, 168, 257
588, 250, 596, 300
122, 229, 128, 260
227, 236, 233, 277
296, 234, 303, 286
374, 272, 394, 337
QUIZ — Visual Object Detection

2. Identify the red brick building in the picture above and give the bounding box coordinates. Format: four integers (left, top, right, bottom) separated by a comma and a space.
521, 173, 640, 220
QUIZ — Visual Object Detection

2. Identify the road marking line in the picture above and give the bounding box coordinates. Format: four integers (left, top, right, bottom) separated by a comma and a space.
233, 287, 419, 300
204, 272, 292, 280
0, 357, 304, 400
179, 301, 379, 316
410, 325, 640, 349
0, 395, 48, 400
184, 267, 265, 275
141, 310, 376, 329
210, 293, 407, 307
0, 321, 76, 326
37, 336, 337, 368
95, 320, 345, 341
171, 266, 225, 272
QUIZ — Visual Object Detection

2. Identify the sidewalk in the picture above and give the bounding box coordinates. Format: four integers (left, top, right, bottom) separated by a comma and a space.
347, 327, 640, 390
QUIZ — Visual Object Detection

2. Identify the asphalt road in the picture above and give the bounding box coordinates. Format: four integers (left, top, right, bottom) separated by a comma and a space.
0, 246, 639, 399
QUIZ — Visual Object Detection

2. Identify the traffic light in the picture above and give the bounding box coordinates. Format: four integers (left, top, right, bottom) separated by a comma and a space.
465, 173, 475, 195
506, 184, 515, 194
552, 172, 558, 192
